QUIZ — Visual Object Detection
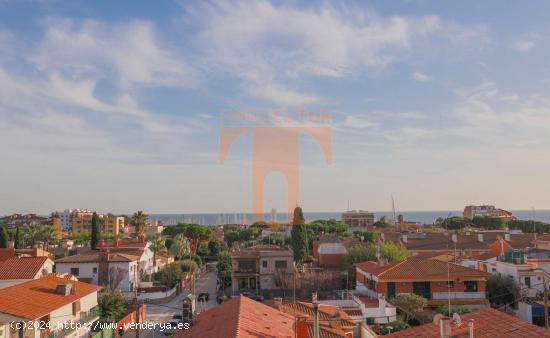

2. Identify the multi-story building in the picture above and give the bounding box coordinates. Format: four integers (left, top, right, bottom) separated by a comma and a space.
71, 212, 125, 237
0, 274, 99, 338
341, 210, 375, 227
231, 244, 294, 294
56, 251, 139, 295
0, 214, 48, 228
463, 205, 515, 220
355, 257, 490, 309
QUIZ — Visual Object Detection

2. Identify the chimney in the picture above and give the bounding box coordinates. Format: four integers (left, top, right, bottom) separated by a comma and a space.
504, 233, 511, 241
401, 235, 408, 243
451, 234, 457, 243
273, 297, 283, 309
295, 315, 309, 338
468, 319, 474, 338
439, 317, 451, 338
477, 234, 484, 242
56, 283, 72, 296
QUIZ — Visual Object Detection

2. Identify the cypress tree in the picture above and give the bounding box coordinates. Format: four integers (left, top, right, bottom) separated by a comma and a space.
14, 226, 20, 249
91, 212, 101, 250
290, 206, 308, 262
0, 226, 8, 248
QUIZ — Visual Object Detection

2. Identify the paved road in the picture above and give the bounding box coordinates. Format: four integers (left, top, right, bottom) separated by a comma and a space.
124, 264, 218, 338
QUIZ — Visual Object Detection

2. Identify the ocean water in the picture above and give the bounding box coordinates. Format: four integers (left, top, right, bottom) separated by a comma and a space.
149, 209, 550, 226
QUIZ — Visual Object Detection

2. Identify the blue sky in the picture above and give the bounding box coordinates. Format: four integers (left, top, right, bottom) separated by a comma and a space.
1, 0, 550, 214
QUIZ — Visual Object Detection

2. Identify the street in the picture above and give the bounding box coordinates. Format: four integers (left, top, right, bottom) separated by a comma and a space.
124, 263, 218, 338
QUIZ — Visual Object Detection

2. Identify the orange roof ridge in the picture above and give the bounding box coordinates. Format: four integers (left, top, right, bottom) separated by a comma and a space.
377, 259, 410, 277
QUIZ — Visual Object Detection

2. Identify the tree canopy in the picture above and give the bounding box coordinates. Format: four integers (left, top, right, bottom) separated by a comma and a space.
471, 216, 506, 230
392, 293, 427, 323
91, 212, 101, 250
309, 219, 349, 237
130, 211, 148, 237
0, 226, 9, 248
487, 274, 519, 307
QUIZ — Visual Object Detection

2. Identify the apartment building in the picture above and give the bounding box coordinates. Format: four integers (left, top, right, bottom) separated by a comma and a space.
341, 210, 375, 227
71, 211, 125, 237
231, 244, 294, 294
355, 257, 490, 308
0, 275, 99, 338
463, 205, 515, 220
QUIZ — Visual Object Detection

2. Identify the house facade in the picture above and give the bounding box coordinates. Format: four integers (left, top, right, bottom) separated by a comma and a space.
231, 244, 294, 294
0, 275, 99, 338
355, 257, 490, 308
56, 252, 139, 295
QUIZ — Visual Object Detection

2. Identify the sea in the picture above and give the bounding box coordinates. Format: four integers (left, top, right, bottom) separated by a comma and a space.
149, 210, 550, 226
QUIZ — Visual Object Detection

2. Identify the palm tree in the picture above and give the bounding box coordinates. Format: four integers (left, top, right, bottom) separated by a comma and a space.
130, 211, 148, 238
26, 223, 41, 247
169, 234, 190, 260
148, 234, 167, 267
38, 225, 58, 251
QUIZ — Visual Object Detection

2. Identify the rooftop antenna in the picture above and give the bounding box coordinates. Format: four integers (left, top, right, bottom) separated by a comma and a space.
347, 200, 351, 211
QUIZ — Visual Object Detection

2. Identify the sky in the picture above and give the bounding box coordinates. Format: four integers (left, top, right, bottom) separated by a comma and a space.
1, 0, 550, 215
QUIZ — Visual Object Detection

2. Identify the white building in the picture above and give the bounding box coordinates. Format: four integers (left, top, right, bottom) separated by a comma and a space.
0, 275, 99, 338
56, 252, 139, 296
0, 256, 54, 289
320, 291, 396, 324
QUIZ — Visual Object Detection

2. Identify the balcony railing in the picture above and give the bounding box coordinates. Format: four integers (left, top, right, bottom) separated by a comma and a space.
47, 306, 100, 338
432, 292, 486, 300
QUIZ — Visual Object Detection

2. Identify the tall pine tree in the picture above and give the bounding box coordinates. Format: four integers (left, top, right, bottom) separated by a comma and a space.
91, 212, 102, 250
290, 206, 308, 262
0, 226, 8, 248
14, 226, 20, 249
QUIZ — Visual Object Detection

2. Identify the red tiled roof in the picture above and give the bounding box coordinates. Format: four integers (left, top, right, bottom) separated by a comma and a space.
0, 248, 16, 262
56, 252, 139, 263
384, 308, 550, 338
0, 256, 49, 280
0, 274, 99, 320
356, 258, 490, 281
174, 296, 295, 338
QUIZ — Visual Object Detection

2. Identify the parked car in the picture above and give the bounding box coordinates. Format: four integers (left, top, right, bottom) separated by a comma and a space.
164, 319, 180, 335
198, 292, 210, 302
172, 314, 183, 323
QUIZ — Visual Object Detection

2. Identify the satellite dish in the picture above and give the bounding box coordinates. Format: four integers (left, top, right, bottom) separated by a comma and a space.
452, 313, 462, 327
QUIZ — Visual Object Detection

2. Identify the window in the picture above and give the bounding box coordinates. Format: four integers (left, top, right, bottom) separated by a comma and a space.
525, 277, 531, 288
262, 261, 267, 268
446, 281, 454, 288
275, 260, 287, 269
70, 268, 80, 276
93, 267, 97, 274
72, 300, 81, 316
464, 281, 478, 292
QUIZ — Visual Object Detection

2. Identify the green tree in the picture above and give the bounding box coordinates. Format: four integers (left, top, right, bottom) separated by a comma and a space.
180, 259, 199, 273
472, 216, 506, 230
344, 244, 377, 265
152, 264, 182, 288
0, 226, 8, 248
217, 250, 232, 289
91, 212, 101, 250
392, 293, 427, 323
352, 230, 380, 243
441, 216, 471, 230
148, 234, 166, 267
38, 224, 58, 251
169, 234, 191, 259
381, 241, 410, 261
163, 223, 212, 255
262, 233, 286, 246
380, 320, 410, 335
508, 219, 550, 234
208, 237, 225, 258
130, 211, 148, 238
98, 290, 128, 322
14, 226, 21, 249
309, 219, 349, 237
290, 206, 308, 262
487, 274, 519, 307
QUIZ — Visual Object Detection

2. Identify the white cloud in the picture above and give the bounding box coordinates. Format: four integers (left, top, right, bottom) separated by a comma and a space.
511, 32, 542, 53
341, 115, 377, 129
185, 1, 488, 104
32, 19, 193, 88
412, 71, 434, 82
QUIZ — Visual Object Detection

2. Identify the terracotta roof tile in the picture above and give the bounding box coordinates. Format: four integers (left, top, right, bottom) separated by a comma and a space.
357, 257, 490, 281
385, 308, 550, 338
56, 252, 139, 263
0, 248, 15, 262
0, 274, 99, 320
0, 256, 49, 280
174, 296, 295, 338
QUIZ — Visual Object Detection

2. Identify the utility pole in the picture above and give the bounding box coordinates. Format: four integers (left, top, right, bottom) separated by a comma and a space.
312, 292, 320, 338
544, 274, 548, 331
134, 268, 140, 338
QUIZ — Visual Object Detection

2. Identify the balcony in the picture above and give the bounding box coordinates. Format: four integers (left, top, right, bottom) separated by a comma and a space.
47, 306, 100, 338
432, 292, 486, 300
